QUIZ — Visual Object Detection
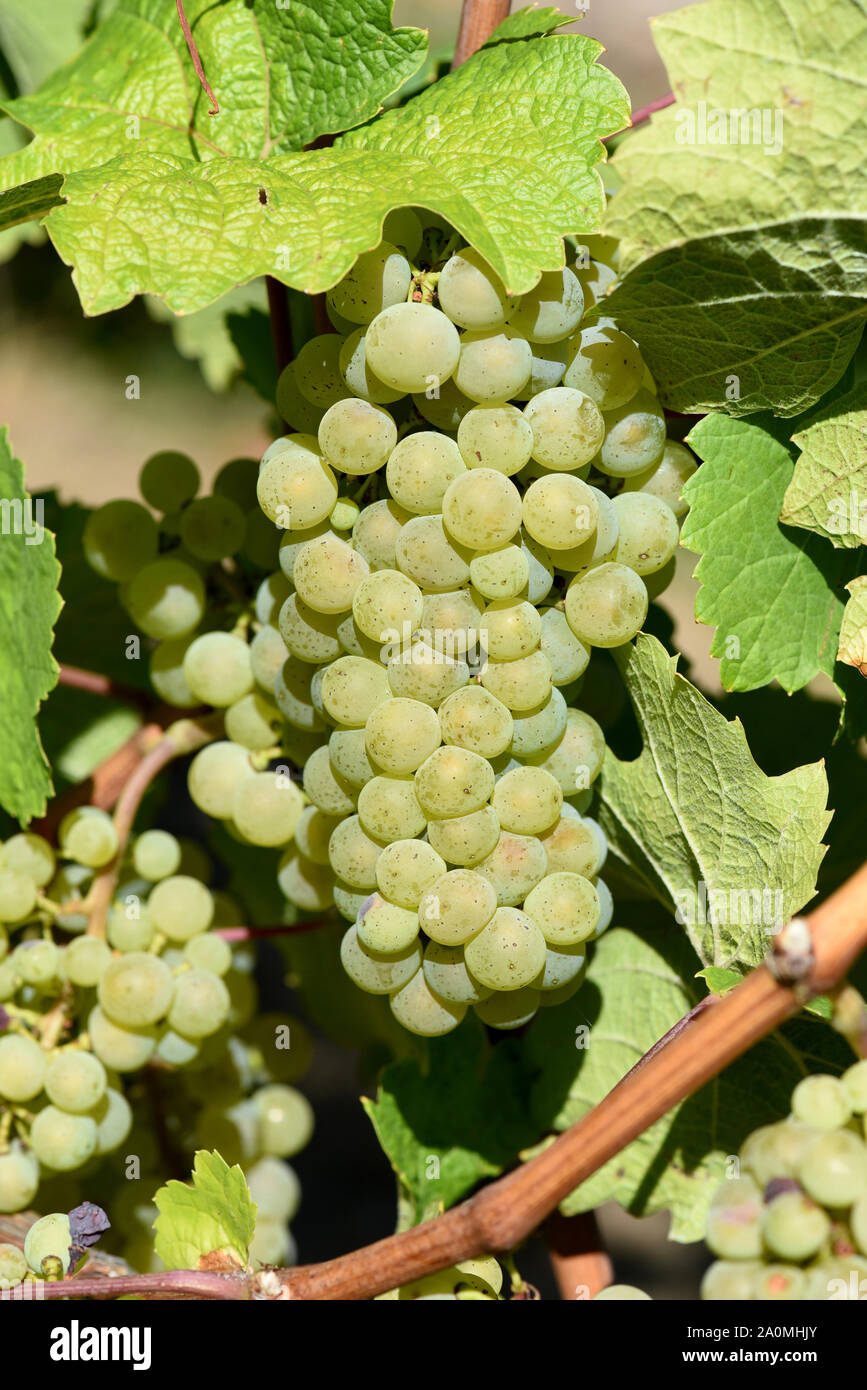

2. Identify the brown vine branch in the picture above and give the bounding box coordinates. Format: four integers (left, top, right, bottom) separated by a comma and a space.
214, 919, 331, 942
451, 0, 510, 69
628, 92, 677, 129
546, 1211, 613, 1301
37, 1270, 247, 1301
176, 0, 219, 115
58, 665, 150, 708
266, 277, 293, 386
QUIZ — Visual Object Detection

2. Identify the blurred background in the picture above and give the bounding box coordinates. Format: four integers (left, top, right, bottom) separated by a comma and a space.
0, 0, 780, 1298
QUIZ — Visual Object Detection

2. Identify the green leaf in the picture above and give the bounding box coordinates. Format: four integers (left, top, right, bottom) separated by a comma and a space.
226, 306, 277, 403
837, 576, 867, 673
680, 414, 851, 692
363, 1015, 536, 1222
781, 382, 867, 546
697, 966, 741, 996
0, 174, 63, 233
525, 924, 852, 1241
32, 29, 627, 314
483, 6, 577, 44
604, 0, 867, 415
0, 429, 60, 821
598, 634, 830, 968
0, 0, 92, 94
154, 1151, 255, 1271
146, 281, 268, 393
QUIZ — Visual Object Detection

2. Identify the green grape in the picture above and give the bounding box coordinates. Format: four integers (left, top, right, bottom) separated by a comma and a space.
414, 746, 495, 818
523, 871, 599, 946
375, 840, 446, 909
92, 1086, 134, 1154
0, 1145, 39, 1213
333, 495, 368, 531
508, 267, 584, 343
394, 515, 472, 592
212, 456, 259, 511
328, 816, 382, 891
791, 1073, 852, 1130
0, 869, 37, 923
474, 986, 540, 1029
476, 832, 547, 907
386, 641, 471, 707
156, 1026, 201, 1066
168, 969, 231, 1039
593, 877, 613, 939
99, 952, 175, 1027
762, 1191, 830, 1262
232, 772, 305, 848
301, 745, 356, 816
426, 806, 501, 867
319, 655, 389, 727
491, 766, 562, 836
225, 691, 283, 751
441, 469, 522, 551
470, 545, 530, 601
257, 439, 338, 530
294, 334, 350, 409
572, 256, 617, 311
338, 328, 404, 405
437, 247, 512, 330
276, 362, 328, 431
148, 875, 214, 943
132, 829, 181, 882
511, 340, 571, 402
328, 241, 412, 325
537, 941, 586, 991
242, 1011, 313, 1083
179, 495, 245, 561
564, 324, 643, 410
107, 903, 156, 954
738, 1120, 817, 1189
701, 1260, 762, 1300
612, 492, 679, 576
530, 708, 606, 796
294, 806, 344, 867
340, 923, 421, 993
705, 1176, 763, 1259
188, 742, 254, 819
24, 1212, 73, 1276
0, 1243, 27, 1289
294, 532, 370, 615
522, 473, 598, 552
480, 599, 541, 663
423, 941, 491, 1005
541, 811, 606, 878
249, 1218, 294, 1268
418, 868, 497, 946
853, 1193, 867, 1255
481, 650, 553, 712
44, 1050, 107, 1114
382, 207, 422, 258
386, 432, 466, 515
125, 557, 205, 640
805, 1256, 867, 1300
412, 378, 476, 431
509, 688, 568, 759
254, 1084, 314, 1157
249, 627, 287, 696
389, 969, 466, 1036
564, 561, 648, 648
0, 1033, 47, 1101
274, 660, 327, 733
1, 833, 55, 887
0, 927, 6, 963
457, 405, 534, 477
643, 558, 677, 602
622, 439, 697, 517
754, 1265, 808, 1301
464, 906, 547, 991
88, 1006, 157, 1071
30, 1107, 98, 1172
328, 728, 375, 789
63, 934, 111, 987
437, 686, 513, 760
83, 499, 159, 582
318, 397, 398, 475
843, 1060, 867, 1113
59, 806, 119, 870
593, 1285, 652, 1302
550, 486, 619, 576
539, 609, 590, 686
255, 572, 292, 627
352, 500, 410, 571
521, 532, 555, 605
139, 450, 200, 512
420, 588, 485, 659
523, 386, 605, 473
277, 518, 331, 583
247, 1156, 301, 1224
357, 776, 426, 843
797, 1130, 867, 1207
598, 389, 666, 477
148, 635, 197, 707
357, 892, 420, 954
182, 632, 254, 707
334, 880, 368, 921
365, 303, 460, 394
14, 939, 59, 985
196, 1098, 260, 1167
352, 570, 424, 646
454, 328, 532, 402
278, 594, 340, 665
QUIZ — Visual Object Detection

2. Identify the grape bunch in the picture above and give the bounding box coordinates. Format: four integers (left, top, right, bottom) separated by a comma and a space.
702, 1065, 867, 1299
251, 214, 694, 1034
0, 819, 313, 1265
387, 1254, 505, 1300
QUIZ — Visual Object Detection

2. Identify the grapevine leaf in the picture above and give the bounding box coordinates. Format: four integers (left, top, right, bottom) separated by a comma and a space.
696, 966, 741, 996
604, 0, 867, 416
0, 0, 92, 93
781, 382, 867, 547
226, 307, 277, 403
363, 1015, 536, 1222
597, 634, 830, 969
0, 429, 60, 821
525, 924, 852, 1241
0, 174, 63, 233
838, 576, 867, 673
154, 1151, 255, 1272
482, 6, 577, 44
146, 282, 268, 393
32, 32, 627, 315
680, 414, 851, 692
